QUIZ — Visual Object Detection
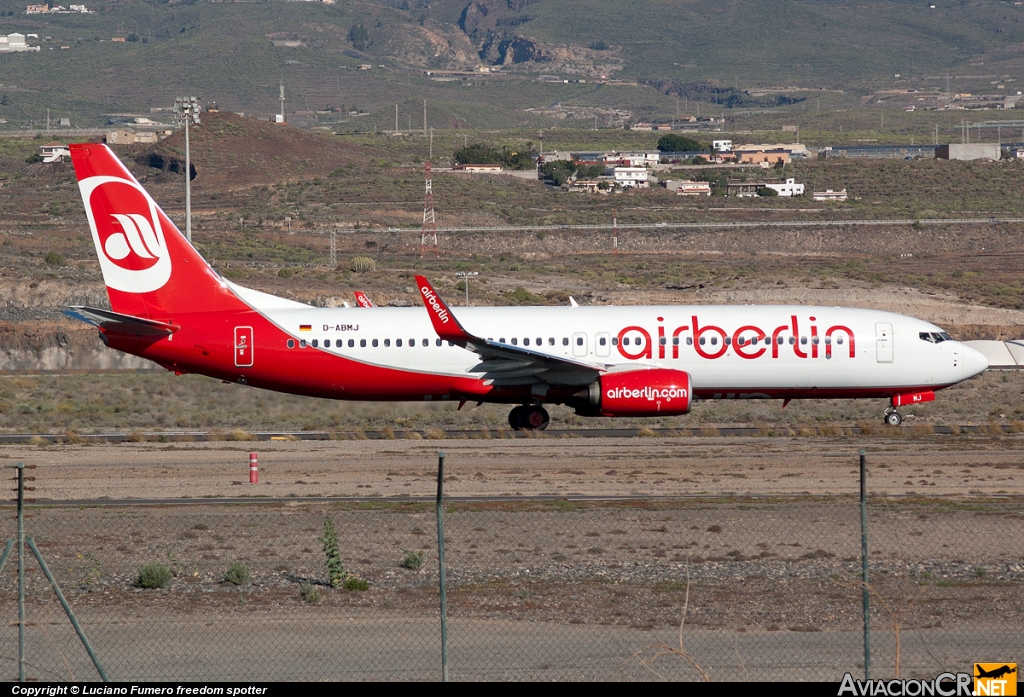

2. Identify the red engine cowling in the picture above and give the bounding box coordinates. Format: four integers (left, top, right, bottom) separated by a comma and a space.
598, 368, 693, 417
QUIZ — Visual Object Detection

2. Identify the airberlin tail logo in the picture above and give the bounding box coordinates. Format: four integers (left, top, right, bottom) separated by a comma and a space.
78, 175, 172, 293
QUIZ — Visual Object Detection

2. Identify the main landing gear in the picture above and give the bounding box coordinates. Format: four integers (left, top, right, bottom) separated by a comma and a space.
509, 404, 550, 431
883, 406, 903, 427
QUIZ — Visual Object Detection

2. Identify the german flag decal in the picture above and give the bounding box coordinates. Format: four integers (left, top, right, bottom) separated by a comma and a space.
299, 324, 312, 332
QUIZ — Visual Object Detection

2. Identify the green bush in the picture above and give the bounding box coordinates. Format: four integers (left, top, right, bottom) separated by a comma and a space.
300, 583, 321, 603
343, 578, 369, 591
44, 251, 65, 266
319, 517, 347, 588
223, 561, 251, 586
401, 548, 424, 570
136, 563, 172, 589
350, 256, 376, 273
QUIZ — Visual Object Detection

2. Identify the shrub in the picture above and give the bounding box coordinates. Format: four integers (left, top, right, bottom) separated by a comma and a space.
300, 583, 321, 603
45, 251, 65, 266
136, 563, 172, 589
343, 578, 369, 591
223, 561, 251, 586
401, 548, 424, 570
319, 517, 347, 588
350, 256, 376, 273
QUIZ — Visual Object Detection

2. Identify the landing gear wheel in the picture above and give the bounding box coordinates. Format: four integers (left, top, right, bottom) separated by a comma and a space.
508, 405, 550, 431
508, 406, 526, 430
884, 410, 903, 427
522, 405, 550, 431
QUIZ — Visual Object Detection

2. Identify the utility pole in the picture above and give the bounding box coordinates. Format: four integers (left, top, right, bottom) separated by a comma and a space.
279, 79, 285, 123
423, 99, 427, 134
330, 228, 337, 269
421, 162, 438, 257
395, 104, 399, 133
172, 96, 201, 243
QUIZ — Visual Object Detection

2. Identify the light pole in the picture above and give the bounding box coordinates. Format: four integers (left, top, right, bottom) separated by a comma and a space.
172, 96, 201, 243
454, 271, 478, 307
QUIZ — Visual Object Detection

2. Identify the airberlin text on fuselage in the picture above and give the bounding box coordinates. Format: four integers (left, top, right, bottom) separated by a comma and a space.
617, 315, 856, 362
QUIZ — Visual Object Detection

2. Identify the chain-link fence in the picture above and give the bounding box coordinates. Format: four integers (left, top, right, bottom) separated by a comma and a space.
1, 471, 1021, 681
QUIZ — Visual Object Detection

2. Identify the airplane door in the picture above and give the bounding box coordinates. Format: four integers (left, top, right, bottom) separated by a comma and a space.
572, 332, 588, 358
235, 326, 254, 367
595, 332, 611, 357
875, 323, 893, 363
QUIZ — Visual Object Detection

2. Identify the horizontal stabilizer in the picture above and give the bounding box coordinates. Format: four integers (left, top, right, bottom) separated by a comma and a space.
65, 306, 180, 336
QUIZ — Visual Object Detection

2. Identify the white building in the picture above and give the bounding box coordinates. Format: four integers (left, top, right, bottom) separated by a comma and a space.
665, 180, 711, 196
765, 178, 804, 197
812, 189, 848, 202
712, 139, 733, 152
0, 33, 39, 52
39, 142, 69, 162
606, 166, 649, 189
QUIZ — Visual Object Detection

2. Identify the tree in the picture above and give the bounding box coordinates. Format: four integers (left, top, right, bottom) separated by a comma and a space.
657, 133, 702, 152
453, 144, 503, 165
349, 24, 369, 50
756, 186, 778, 197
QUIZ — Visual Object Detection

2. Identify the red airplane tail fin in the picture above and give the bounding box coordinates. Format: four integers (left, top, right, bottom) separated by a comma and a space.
69, 143, 244, 319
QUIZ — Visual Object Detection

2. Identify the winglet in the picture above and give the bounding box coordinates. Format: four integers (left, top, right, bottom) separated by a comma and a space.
415, 275, 475, 342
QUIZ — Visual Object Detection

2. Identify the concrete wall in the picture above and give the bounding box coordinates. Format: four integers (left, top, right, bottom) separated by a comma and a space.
936, 143, 1001, 160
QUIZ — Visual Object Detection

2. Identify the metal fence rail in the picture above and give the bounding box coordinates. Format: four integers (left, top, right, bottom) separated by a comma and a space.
1, 493, 1021, 681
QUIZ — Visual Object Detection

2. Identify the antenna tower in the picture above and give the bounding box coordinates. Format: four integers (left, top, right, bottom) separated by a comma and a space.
612, 208, 618, 257
279, 78, 285, 123
421, 162, 439, 257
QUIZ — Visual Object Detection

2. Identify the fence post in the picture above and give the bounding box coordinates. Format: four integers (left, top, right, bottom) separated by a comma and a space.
436, 451, 449, 682
17, 461, 26, 683
860, 449, 871, 680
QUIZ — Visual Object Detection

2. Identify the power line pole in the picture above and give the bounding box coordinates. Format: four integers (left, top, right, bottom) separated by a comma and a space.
421, 162, 438, 257
172, 96, 201, 243
330, 228, 337, 269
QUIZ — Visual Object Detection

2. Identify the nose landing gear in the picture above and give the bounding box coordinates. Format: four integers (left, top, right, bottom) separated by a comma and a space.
883, 406, 903, 427
509, 404, 550, 431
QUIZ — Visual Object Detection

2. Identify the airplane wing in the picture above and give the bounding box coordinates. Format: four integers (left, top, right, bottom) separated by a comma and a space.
353, 291, 374, 308
414, 275, 602, 387
65, 306, 180, 337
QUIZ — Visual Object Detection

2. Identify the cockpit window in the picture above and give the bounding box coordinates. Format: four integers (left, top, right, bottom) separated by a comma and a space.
920, 332, 952, 344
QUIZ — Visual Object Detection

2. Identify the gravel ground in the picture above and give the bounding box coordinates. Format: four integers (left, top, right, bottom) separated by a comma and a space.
1, 435, 1021, 681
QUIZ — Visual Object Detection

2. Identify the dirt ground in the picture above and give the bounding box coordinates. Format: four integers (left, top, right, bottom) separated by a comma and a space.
3, 434, 1022, 500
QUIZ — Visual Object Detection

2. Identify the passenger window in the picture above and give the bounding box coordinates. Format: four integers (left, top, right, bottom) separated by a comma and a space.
499, 337, 506, 343
737, 337, 745, 346
612, 337, 619, 346
699, 337, 706, 345
384, 339, 390, 347
823, 337, 831, 345
512, 338, 518, 346
659, 337, 667, 346
348, 339, 355, 348
812, 337, 819, 345
524, 338, 530, 346
360, 339, 366, 347
287, 339, 295, 349
723, 337, 730, 346
788, 336, 795, 345
300, 340, 307, 348
623, 337, 630, 346
422, 339, 429, 347
576, 337, 584, 346
311, 339, 319, 348
548, 338, 555, 346
436, 339, 442, 346
673, 337, 679, 346
599, 337, 607, 346
800, 337, 807, 345
372, 339, 378, 347
562, 338, 569, 346
836, 337, 844, 345
710, 337, 718, 345
536, 338, 542, 346
686, 337, 693, 345
396, 339, 403, 347
324, 339, 331, 348
409, 339, 414, 347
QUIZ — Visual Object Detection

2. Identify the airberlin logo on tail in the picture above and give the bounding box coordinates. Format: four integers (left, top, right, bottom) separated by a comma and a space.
78, 175, 172, 293
420, 286, 450, 324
